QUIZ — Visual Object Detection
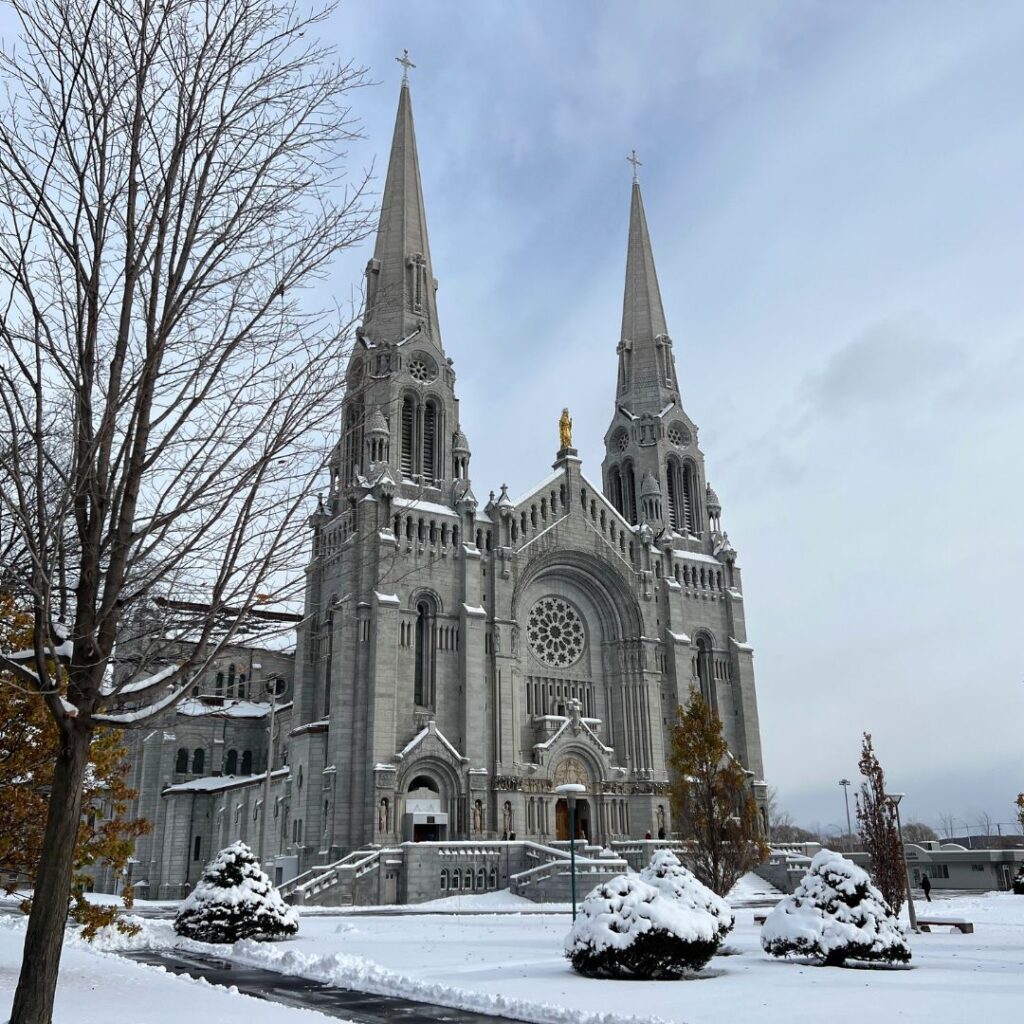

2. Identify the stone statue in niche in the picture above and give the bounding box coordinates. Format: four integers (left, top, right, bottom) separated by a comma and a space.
502, 800, 513, 835
566, 697, 583, 734
473, 799, 483, 833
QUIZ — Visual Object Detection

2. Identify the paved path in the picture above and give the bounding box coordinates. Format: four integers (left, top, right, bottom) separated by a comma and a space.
121, 948, 534, 1024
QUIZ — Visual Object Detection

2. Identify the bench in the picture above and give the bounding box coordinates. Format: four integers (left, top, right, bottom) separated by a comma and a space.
918, 918, 973, 934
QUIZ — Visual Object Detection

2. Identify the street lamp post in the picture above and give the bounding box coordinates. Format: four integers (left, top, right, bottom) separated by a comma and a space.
839, 779, 853, 847
555, 783, 586, 921
885, 792, 918, 933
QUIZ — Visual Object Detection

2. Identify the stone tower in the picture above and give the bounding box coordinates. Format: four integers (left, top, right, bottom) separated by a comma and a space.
327, 72, 469, 508
602, 176, 706, 538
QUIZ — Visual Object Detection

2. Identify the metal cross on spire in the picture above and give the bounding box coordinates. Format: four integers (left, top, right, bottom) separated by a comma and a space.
627, 150, 642, 182
396, 49, 416, 81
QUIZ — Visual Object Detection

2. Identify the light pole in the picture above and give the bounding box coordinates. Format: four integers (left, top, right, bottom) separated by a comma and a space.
885, 792, 918, 933
555, 783, 586, 921
257, 671, 279, 868
839, 779, 853, 847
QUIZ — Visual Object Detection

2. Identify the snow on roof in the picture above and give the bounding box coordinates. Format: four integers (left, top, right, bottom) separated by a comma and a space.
668, 630, 692, 644
374, 592, 401, 606
398, 722, 467, 763
730, 638, 754, 652
463, 604, 486, 617
393, 496, 457, 518
511, 469, 564, 509
671, 548, 720, 565
176, 698, 270, 719
162, 767, 290, 795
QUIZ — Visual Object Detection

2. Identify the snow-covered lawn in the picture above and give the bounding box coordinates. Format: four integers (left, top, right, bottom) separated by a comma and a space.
0, 916, 322, 1024
2, 886, 1022, 1024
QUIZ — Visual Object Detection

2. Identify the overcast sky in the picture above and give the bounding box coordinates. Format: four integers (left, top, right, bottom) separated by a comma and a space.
322, 1, 1024, 835
4, 1, 1021, 834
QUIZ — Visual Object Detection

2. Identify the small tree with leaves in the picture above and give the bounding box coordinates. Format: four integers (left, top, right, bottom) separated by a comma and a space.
1, 594, 148, 939
855, 734, 905, 914
668, 690, 769, 896
175, 842, 298, 943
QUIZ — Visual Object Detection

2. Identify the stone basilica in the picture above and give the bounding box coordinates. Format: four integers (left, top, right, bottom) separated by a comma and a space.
126, 69, 767, 902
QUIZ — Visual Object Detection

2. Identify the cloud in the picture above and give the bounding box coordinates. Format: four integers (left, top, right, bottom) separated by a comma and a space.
799, 312, 965, 416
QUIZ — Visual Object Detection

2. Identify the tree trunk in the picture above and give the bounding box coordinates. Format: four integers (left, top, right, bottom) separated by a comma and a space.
10, 722, 92, 1024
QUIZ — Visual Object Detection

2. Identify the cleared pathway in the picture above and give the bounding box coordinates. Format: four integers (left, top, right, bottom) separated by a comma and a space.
122, 948, 534, 1024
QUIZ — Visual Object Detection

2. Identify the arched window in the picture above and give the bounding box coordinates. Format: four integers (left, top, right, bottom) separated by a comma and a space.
423, 399, 440, 484
608, 465, 624, 518
414, 599, 436, 707
488, 867, 498, 889
238, 673, 246, 699
401, 394, 416, 478
441, 868, 449, 890
696, 635, 715, 711
666, 457, 683, 531
227, 663, 236, 696
215, 671, 224, 696
476, 867, 486, 890
193, 835, 202, 862
324, 605, 335, 717
225, 749, 238, 775
453, 868, 461, 890
343, 398, 364, 485
241, 750, 253, 775
681, 461, 700, 534
622, 460, 637, 524
175, 748, 189, 774
192, 748, 205, 774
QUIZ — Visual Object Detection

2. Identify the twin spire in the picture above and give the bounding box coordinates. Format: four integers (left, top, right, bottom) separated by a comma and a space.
363, 62, 678, 405
361, 58, 440, 349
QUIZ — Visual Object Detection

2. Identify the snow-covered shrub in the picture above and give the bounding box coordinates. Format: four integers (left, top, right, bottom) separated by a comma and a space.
1012, 867, 1024, 896
761, 849, 910, 967
565, 873, 719, 979
174, 841, 298, 943
640, 849, 735, 940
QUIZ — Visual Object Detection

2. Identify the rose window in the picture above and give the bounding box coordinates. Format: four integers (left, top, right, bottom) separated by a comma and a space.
615, 430, 629, 452
527, 597, 586, 668
407, 354, 437, 383
667, 422, 691, 447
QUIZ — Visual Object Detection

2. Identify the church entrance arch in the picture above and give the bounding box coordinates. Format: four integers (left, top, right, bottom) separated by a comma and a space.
552, 754, 595, 842
403, 772, 449, 842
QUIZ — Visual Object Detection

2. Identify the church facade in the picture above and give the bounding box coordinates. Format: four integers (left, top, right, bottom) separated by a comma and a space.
119, 70, 768, 900
285, 72, 767, 859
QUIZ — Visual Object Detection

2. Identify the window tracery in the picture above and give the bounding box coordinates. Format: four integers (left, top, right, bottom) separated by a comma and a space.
527, 597, 586, 668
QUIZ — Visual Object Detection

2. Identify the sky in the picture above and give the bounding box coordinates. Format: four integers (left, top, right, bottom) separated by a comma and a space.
2, 1, 1022, 834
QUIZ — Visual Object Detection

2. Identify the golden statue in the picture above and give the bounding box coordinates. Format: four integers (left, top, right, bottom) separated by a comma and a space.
559, 407, 573, 449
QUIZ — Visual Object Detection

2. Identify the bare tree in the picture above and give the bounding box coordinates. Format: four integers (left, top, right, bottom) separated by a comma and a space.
854, 734, 905, 914
901, 821, 938, 844
976, 811, 995, 838
937, 812, 958, 841
0, 2, 373, 1020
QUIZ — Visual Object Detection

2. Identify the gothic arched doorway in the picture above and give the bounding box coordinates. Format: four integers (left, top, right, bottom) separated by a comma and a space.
555, 799, 591, 841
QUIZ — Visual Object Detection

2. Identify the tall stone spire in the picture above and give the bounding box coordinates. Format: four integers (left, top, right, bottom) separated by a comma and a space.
361, 73, 441, 350
620, 178, 669, 365
603, 169, 703, 534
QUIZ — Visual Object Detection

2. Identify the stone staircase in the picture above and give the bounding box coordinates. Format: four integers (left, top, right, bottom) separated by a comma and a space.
509, 842, 627, 902
279, 847, 386, 906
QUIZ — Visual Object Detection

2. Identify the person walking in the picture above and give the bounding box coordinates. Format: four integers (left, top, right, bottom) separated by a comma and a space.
921, 874, 932, 902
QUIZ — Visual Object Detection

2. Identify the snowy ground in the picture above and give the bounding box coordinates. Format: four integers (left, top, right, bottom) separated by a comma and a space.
1, 884, 1022, 1024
